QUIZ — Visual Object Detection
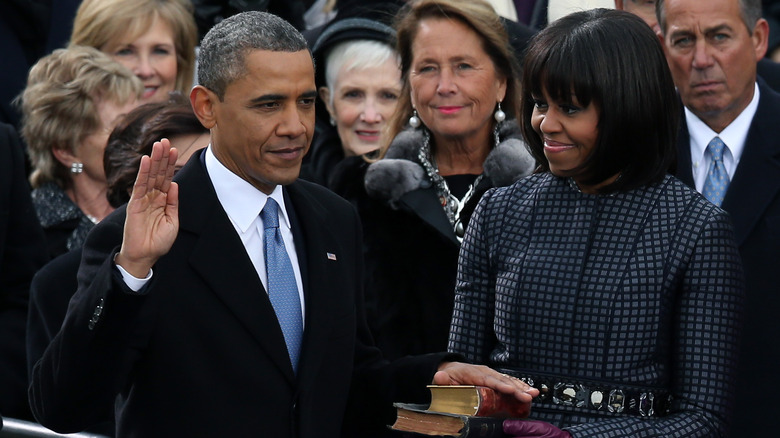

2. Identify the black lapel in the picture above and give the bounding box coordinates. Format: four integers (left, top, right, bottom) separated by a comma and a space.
400, 187, 459, 245
284, 182, 343, 387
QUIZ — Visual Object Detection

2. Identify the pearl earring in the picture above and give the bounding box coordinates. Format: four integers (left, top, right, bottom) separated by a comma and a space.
70, 162, 83, 174
409, 109, 421, 128
494, 102, 506, 123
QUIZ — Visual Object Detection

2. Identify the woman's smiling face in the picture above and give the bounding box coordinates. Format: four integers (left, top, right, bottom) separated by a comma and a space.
409, 17, 506, 144
531, 86, 600, 185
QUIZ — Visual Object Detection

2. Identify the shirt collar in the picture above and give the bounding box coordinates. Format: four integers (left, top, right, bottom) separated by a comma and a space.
684, 82, 759, 164
204, 145, 292, 233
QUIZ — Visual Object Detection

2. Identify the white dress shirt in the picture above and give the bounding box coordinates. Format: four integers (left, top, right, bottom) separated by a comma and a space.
118, 145, 305, 322
685, 82, 759, 193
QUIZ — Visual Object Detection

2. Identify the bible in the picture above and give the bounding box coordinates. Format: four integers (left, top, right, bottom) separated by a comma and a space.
389, 385, 528, 437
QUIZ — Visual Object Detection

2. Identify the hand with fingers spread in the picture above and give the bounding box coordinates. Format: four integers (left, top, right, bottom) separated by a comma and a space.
503, 419, 572, 438
434, 362, 539, 418
115, 138, 180, 278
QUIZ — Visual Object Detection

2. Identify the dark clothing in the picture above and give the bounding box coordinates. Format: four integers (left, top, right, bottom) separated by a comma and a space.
0, 122, 47, 419
26, 249, 80, 378
674, 79, 780, 438
190, 0, 312, 35
333, 125, 535, 361
757, 59, 780, 92
29, 150, 450, 437
31, 182, 95, 259
450, 173, 744, 436
300, 125, 345, 187
0, 0, 77, 132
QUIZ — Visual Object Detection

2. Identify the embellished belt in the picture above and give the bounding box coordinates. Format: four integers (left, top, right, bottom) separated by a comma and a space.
496, 368, 672, 418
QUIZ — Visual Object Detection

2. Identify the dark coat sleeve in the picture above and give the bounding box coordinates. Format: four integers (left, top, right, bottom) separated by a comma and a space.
29, 207, 146, 433
26, 249, 81, 380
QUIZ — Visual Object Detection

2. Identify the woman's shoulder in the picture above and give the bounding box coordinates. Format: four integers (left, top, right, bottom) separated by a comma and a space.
488, 172, 554, 200
655, 174, 725, 217
31, 182, 82, 227
638, 175, 734, 238
476, 173, 556, 219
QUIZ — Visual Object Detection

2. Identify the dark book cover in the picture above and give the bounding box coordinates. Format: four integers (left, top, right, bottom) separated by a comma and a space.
390, 403, 508, 438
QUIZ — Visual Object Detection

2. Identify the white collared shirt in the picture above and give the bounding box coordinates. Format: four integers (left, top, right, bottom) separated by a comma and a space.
118, 146, 305, 322
685, 82, 759, 192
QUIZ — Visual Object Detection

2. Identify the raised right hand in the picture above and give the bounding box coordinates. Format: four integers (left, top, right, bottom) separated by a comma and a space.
115, 139, 180, 278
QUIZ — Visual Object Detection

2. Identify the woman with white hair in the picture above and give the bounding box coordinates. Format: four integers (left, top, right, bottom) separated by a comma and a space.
301, 16, 401, 187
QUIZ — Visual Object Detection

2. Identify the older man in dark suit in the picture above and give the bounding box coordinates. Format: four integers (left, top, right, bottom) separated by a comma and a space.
657, 0, 780, 435
29, 11, 536, 437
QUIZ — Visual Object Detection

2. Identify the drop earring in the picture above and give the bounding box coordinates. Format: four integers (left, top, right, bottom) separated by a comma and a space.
329, 116, 336, 126
409, 109, 421, 128
70, 162, 83, 174
494, 101, 506, 123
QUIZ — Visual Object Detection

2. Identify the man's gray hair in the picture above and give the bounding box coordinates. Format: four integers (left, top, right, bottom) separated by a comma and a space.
198, 11, 309, 99
656, 0, 763, 34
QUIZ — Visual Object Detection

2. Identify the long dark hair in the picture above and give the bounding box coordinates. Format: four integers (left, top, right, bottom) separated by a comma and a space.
521, 8, 679, 193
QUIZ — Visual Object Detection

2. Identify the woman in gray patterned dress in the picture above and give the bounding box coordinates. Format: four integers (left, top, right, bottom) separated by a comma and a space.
449, 9, 745, 438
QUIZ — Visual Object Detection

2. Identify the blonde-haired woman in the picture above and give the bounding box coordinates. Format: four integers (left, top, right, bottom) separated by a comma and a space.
70, 0, 197, 104
19, 46, 142, 258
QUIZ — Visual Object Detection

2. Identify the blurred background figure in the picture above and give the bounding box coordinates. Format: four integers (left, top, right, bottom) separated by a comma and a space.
0, 122, 47, 421
18, 46, 142, 259
614, 0, 659, 32
26, 95, 208, 435
70, 0, 198, 105
300, 16, 401, 187
335, 0, 535, 362
103, 94, 209, 207
0, 0, 81, 132
450, 9, 744, 437
656, 0, 780, 434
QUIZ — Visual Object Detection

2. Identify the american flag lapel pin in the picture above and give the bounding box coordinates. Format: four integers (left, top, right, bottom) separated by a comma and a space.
326, 252, 337, 261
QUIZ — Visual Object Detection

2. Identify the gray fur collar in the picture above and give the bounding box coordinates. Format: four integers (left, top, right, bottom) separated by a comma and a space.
365, 120, 536, 202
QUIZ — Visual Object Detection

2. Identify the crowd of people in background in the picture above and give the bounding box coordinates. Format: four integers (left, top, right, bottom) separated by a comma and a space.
1, 0, 779, 437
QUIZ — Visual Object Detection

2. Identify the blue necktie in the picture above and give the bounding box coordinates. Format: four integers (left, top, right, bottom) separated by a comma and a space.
261, 198, 303, 373
702, 137, 730, 207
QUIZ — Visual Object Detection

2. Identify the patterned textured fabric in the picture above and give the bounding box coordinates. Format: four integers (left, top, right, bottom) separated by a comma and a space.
703, 137, 730, 206
449, 173, 744, 437
31, 182, 94, 257
261, 198, 303, 373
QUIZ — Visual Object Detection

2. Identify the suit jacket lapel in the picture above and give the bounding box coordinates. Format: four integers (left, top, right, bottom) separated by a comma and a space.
284, 182, 341, 387
175, 151, 297, 383
401, 187, 459, 245
674, 109, 696, 188
721, 82, 780, 245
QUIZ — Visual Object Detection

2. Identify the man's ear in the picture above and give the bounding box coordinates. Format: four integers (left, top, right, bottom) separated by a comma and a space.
656, 28, 667, 54
753, 18, 770, 60
190, 85, 218, 129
